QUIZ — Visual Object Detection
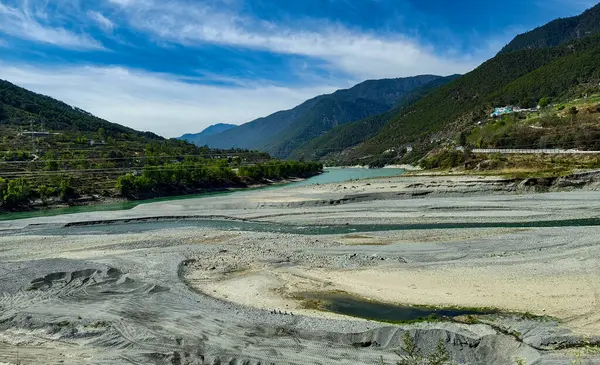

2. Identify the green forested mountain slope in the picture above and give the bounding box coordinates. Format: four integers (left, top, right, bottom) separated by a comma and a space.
260, 97, 392, 158
0, 80, 160, 139
195, 75, 444, 157
290, 75, 460, 161
353, 34, 600, 160
0, 80, 320, 211
500, 3, 600, 53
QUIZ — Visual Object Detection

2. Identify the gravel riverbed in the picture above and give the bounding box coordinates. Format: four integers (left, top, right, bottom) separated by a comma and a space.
2, 174, 600, 364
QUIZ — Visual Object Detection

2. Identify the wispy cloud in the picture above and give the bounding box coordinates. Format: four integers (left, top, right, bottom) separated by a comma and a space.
0, 63, 337, 137
0, 0, 555, 138
88, 11, 115, 32
107, 0, 487, 79
0, 2, 104, 50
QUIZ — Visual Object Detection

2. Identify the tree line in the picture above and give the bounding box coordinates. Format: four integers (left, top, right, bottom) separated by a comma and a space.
0, 160, 323, 210
115, 160, 322, 199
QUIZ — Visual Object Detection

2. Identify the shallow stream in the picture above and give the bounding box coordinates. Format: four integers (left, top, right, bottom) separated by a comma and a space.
17, 216, 600, 236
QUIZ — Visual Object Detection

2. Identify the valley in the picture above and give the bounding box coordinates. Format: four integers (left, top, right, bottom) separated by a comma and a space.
3, 2, 600, 365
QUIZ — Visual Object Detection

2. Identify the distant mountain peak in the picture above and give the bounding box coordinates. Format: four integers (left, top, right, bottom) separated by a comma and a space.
179, 123, 237, 145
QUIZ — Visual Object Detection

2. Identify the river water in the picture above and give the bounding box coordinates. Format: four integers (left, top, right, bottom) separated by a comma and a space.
0, 168, 405, 221
20, 216, 600, 237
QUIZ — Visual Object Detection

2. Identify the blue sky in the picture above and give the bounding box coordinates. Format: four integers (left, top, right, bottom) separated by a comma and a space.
0, 0, 596, 137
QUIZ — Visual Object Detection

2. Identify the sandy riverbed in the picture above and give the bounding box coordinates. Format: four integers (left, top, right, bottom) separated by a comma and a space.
2, 174, 600, 364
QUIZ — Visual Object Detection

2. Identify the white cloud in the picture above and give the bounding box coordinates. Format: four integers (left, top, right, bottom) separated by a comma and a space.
106, 0, 486, 79
88, 11, 115, 31
0, 2, 104, 50
0, 63, 338, 138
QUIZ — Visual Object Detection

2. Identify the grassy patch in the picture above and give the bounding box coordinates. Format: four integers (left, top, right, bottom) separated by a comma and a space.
300, 298, 327, 310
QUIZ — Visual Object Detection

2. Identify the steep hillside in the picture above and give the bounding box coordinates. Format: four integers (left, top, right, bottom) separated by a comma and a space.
179, 123, 237, 146
0, 80, 318, 211
0, 80, 159, 139
197, 75, 444, 157
500, 3, 600, 53
349, 33, 600, 164
290, 75, 460, 161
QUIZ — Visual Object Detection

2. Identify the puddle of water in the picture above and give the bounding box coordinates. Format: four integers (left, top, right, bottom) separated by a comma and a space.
303, 292, 497, 323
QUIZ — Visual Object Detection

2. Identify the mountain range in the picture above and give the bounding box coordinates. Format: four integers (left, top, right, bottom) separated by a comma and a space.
177, 75, 446, 157
3, 2, 600, 169
178, 2, 600, 165
351, 3, 600, 165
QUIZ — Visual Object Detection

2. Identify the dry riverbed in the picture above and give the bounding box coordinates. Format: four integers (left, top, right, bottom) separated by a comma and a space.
2, 174, 600, 364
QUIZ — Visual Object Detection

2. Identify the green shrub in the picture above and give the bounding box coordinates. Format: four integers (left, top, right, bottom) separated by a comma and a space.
420, 150, 466, 170
392, 332, 452, 365
538, 97, 551, 108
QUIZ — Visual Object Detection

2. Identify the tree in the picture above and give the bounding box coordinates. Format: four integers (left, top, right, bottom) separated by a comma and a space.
116, 174, 136, 197
37, 185, 55, 206
568, 106, 579, 116
538, 97, 551, 108
0, 178, 7, 204
396, 332, 452, 365
458, 132, 468, 147
58, 177, 75, 201
568, 106, 579, 123
46, 159, 59, 171
3, 178, 31, 208
0, 102, 6, 120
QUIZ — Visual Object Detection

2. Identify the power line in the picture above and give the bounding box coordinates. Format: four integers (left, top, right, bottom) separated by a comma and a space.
0, 153, 271, 165
0, 161, 288, 178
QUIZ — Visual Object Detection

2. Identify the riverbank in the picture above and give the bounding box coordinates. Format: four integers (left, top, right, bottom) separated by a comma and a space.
0, 175, 312, 215
2, 173, 600, 364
